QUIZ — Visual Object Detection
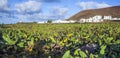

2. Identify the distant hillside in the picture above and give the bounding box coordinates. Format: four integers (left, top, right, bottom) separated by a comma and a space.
68, 6, 120, 20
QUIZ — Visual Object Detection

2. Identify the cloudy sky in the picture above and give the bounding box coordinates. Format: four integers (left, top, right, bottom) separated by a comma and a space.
0, 0, 120, 24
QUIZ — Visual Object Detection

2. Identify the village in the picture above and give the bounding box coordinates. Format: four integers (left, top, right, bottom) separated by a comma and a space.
38, 15, 120, 23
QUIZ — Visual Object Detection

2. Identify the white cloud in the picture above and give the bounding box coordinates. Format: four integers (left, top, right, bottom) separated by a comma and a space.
0, 0, 13, 24
15, 0, 42, 13
97, 3, 111, 8
52, 7, 69, 15
14, 1, 69, 22
0, 0, 9, 11
51, 7, 69, 20
29, 0, 60, 3
14, 13, 57, 22
77, 1, 111, 10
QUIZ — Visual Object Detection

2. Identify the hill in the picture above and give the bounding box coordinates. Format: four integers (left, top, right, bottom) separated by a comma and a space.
68, 6, 120, 20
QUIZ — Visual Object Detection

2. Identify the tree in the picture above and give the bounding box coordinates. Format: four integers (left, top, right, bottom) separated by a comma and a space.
47, 20, 52, 23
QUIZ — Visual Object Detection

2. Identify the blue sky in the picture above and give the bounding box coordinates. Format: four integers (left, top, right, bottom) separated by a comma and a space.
0, 0, 120, 24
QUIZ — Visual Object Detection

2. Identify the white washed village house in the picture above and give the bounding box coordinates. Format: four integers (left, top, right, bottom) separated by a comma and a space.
78, 15, 119, 23
79, 15, 103, 23
37, 15, 120, 24
52, 20, 76, 23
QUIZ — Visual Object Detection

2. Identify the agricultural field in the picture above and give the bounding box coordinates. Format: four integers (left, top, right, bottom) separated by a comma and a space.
0, 23, 120, 58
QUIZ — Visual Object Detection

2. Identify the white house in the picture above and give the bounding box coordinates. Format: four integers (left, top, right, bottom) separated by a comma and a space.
37, 15, 120, 23
38, 21, 46, 23
118, 18, 120, 20
92, 15, 102, 20
52, 20, 76, 23
113, 18, 118, 20
69, 20, 76, 23
104, 16, 112, 20
81, 15, 103, 22
79, 18, 86, 23
79, 15, 119, 23
89, 18, 93, 22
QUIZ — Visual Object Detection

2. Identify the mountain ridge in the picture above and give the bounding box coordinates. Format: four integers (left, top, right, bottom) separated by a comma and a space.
68, 6, 120, 20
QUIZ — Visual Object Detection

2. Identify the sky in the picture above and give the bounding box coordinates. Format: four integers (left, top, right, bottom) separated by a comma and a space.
0, 0, 120, 24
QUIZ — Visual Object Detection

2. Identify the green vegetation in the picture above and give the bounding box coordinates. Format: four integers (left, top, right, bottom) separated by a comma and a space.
0, 23, 120, 58
47, 20, 52, 23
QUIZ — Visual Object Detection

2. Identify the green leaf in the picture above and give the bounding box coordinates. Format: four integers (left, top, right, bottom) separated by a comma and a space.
104, 37, 113, 44
49, 36, 56, 43
17, 42, 24, 48
100, 45, 106, 55
62, 50, 73, 58
111, 55, 116, 58
48, 56, 51, 58
2, 33, 17, 45
90, 53, 94, 58
107, 37, 113, 43
74, 49, 79, 55
115, 40, 120, 44
67, 33, 73, 37
79, 50, 87, 58
98, 40, 102, 46
22, 55, 26, 58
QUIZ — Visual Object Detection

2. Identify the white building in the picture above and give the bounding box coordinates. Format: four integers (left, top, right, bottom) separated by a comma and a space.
37, 21, 46, 23
118, 18, 120, 20
79, 18, 86, 23
113, 18, 118, 20
92, 15, 102, 20
53, 20, 68, 23
37, 15, 120, 23
79, 15, 120, 23
104, 16, 112, 20
53, 20, 76, 23
69, 20, 76, 23
81, 15, 103, 22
